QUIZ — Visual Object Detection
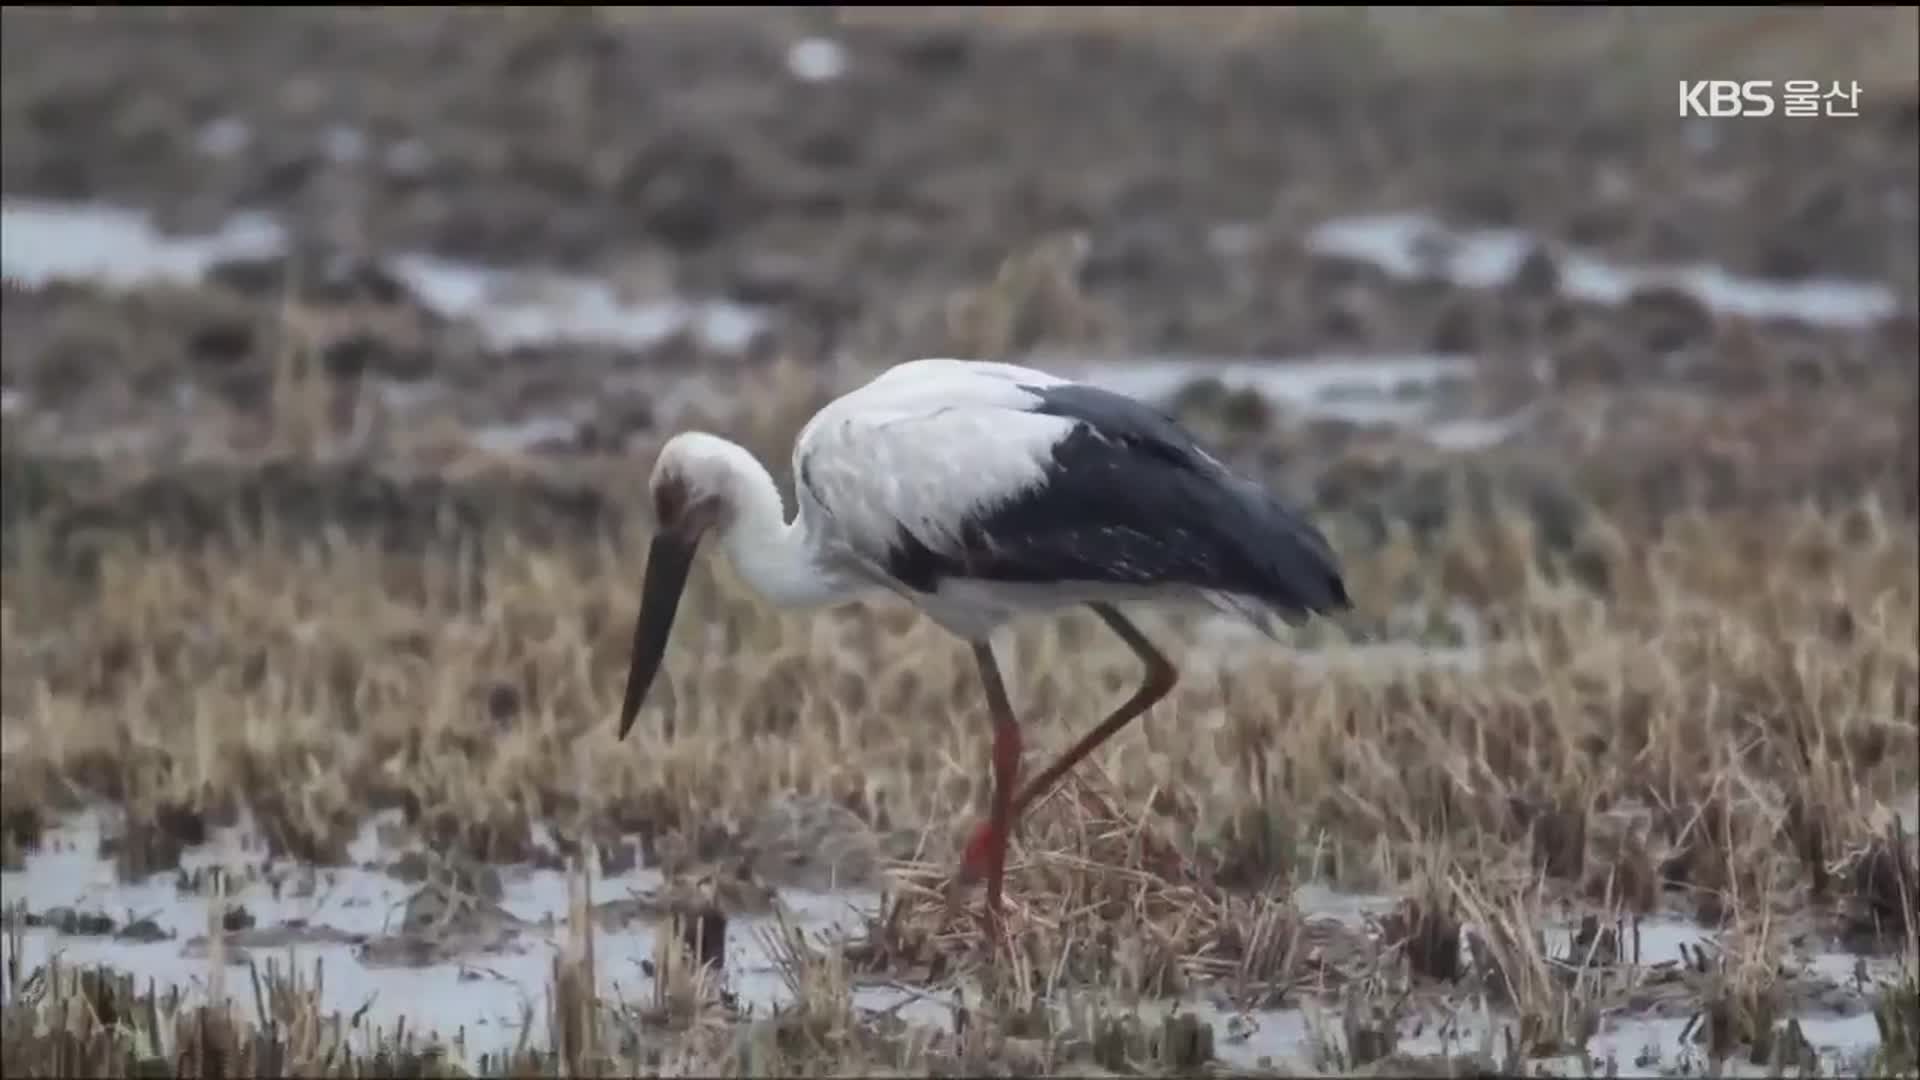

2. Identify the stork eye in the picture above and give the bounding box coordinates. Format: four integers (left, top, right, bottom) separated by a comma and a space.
653, 474, 690, 526
687, 493, 730, 532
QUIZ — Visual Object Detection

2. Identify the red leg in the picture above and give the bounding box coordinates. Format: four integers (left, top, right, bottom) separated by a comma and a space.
952, 605, 1179, 895
983, 699, 1020, 928
955, 737, 1022, 888
954, 641, 1020, 938
1009, 604, 1177, 820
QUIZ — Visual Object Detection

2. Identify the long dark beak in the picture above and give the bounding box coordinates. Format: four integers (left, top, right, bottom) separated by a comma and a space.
617, 532, 699, 740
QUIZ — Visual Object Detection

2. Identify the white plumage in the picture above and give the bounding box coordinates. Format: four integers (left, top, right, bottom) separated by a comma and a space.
617, 356, 1351, 937
792, 358, 1129, 636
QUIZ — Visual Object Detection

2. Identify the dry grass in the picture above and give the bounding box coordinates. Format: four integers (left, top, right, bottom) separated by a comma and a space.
4, 250, 1917, 910
6, 326, 1918, 1060
6, 396, 1914, 894
7, 365, 1914, 1070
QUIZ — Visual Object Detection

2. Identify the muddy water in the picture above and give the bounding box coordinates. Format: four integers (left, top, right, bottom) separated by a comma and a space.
0, 197, 779, 452
849, 879, 1906, 1076
0, 198, 771, 356
1305, 210, 1902, 331
1, 198, 284, 290
1, 198, 1496, 455
854, 966, 1891, 1078
9, 197, 1903, 467
1, 810, 880, 1068
3, 199, 1514, 460
1063, 352, 1477, 426
386, 252, 766, 355
7, 808, 1899, 1074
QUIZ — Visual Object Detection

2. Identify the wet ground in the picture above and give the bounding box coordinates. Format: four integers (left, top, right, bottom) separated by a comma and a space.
5, 803, 1911, 1075
3, 8, 1920, 434
2, 809, 882, 1068
5, 9, 1917, 305
2, 9, 1915, 491
4, 186, 1914, 579
3, 6, 1917, 1075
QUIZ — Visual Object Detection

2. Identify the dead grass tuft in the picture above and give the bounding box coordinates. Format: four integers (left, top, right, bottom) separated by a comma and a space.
1678, 922, 1799, 1071
1452, 873, 1601, 1059
1378, 876, 1464, 984
0, 951, 473, 1078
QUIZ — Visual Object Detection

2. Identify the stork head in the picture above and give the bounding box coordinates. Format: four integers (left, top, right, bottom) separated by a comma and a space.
648, 432, 752, 542
619, 432, 760, 743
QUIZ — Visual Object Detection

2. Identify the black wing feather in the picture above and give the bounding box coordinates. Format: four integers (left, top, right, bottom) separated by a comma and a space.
885, 382, 1350, 620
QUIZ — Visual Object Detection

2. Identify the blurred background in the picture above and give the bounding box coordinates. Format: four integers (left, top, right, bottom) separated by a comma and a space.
2, 6, 1914, 512
1, 7, 1917, 1074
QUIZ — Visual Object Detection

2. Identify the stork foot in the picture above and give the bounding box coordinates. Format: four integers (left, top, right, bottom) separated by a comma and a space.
945, 819, 1020, 950
970, 893, 1008, 941
939, 878, 1009, 940
942, 890, 1012, 949
954, 819, 1002, 887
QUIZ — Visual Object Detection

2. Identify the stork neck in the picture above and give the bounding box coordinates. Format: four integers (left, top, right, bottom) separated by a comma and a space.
717, 451, 846, 609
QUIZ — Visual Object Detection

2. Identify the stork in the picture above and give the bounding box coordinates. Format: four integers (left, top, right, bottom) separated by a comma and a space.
617, 357, 1351, 934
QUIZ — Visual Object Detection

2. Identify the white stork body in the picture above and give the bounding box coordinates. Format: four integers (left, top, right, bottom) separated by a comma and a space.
618, 356, 1350, 937
666, 357, 1347, 641
793, 358, 1121, 639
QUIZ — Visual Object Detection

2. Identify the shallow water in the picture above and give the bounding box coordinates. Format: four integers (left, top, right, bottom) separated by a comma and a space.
1065, 353, 1477, 428
388, 252, 766, 354
420, 349, 1500, 464
846, 896, 1899, 1074
1306, 211, 1902, 330
7, 809, 1898, 1074
0, 199, 769, 354
854, 967, 1888, 1077
4, 198, 1491, 447
1, 197, 284, 290
1422, 410, 1538, 452
786, 36, 848, 83
1, 810, 880, 1068
465, 415, 589, 457
2, 198, 1585, 461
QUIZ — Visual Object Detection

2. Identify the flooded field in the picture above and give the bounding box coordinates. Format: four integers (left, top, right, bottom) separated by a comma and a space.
4, 810, 882, 1069
4, 6, 1918, 1077
9, 798, 1913, 1075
